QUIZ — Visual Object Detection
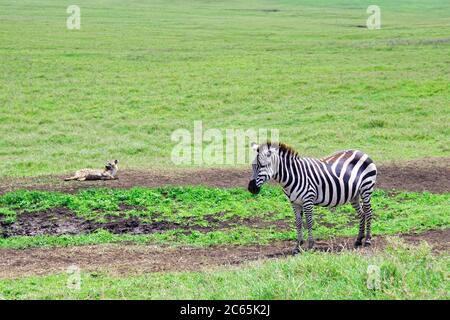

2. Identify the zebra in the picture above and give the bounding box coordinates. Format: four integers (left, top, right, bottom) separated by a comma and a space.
248, 141, 377, 253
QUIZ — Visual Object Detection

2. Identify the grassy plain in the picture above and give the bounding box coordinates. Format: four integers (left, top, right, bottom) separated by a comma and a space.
0, 0, 449, 176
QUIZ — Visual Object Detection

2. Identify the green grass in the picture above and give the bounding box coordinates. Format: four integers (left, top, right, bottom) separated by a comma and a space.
1, 240, 448, 299
0, 0, 449, 176
1, 1, 448, 301
1, 186, 448, 249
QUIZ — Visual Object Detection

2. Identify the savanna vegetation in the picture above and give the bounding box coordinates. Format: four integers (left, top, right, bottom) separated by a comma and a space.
0, 0, 449, 176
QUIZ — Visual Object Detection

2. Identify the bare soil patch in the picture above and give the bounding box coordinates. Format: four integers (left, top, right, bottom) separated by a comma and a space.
0, 208, 201, 238
0, 158, 448, 194
0, 207, 290, 238
0, 229, 447, 279
376, 157, 449, 194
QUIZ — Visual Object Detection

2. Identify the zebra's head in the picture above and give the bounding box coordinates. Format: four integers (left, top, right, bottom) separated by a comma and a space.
248, 142, 279, 195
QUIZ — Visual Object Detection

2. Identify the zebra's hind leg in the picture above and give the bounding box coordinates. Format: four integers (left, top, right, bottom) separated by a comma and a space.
292, 203, 304, 254
303, 202, 315, 249
361, 192, 374, 247
351, 199, 365, 248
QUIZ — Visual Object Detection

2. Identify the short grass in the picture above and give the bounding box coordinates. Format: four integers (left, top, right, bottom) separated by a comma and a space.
0, 240, 448, 299
0, 0, 449, 177
1, 186, 448, 249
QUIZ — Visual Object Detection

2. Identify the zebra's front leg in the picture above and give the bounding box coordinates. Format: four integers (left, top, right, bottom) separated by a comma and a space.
303, 202, 315, 249
292, 203, 304, 254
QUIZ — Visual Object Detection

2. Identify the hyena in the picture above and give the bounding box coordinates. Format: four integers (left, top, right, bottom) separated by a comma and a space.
64, 160, 119, 181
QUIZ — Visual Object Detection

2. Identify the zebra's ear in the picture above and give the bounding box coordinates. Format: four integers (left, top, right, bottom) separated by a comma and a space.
251, 142, 259, 152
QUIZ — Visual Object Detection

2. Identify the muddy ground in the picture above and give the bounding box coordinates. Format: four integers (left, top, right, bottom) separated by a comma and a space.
0, 157, 448, 194
0, 229, 448, 279
0, 206, 290, 238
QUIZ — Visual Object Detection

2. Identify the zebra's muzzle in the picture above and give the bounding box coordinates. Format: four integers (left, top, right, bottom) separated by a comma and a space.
248, 180, 261, 195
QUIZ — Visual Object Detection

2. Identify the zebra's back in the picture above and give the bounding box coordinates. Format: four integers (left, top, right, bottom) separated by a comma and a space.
303, 150, 377, 207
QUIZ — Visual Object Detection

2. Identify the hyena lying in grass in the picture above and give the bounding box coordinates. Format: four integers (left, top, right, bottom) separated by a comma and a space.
64, 160, 119, 181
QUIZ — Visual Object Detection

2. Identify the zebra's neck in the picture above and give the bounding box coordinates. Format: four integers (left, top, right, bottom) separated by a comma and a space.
273, 151, 304, 191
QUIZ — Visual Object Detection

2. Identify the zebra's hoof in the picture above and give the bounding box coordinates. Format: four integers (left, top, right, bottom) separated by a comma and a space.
293, 247, 301, 255
307, 240, 315, 249
364, 241, 372, 247
354, 240, 363, 248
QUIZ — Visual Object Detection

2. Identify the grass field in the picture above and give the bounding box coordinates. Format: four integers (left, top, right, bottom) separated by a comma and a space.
0, 0, 449, 301
0, 0, 449, 176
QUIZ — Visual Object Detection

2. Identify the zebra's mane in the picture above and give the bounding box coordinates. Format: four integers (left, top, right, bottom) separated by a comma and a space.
263, 141, 299, 158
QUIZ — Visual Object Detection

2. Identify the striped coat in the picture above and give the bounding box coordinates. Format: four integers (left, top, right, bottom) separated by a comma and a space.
248, 142, 377, 252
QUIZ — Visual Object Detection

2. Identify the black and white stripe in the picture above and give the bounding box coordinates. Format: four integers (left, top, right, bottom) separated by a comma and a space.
248, 142, 377, 252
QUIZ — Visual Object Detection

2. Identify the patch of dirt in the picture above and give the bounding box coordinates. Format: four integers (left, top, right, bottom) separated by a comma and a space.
311, 229, 450, 253
0, 207, 291, 238
0, 158, 448, 194
0, 207, 190, 238
1, 208, 87, 237
225, 8, 281, 13
376, 157, 449, 194
400, 229, 450, 253
203, 214, 291, 230
118, 203, 146, 211
260, 9, 281, 13
0, 168, 250, 195
0, 229, 447, 279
